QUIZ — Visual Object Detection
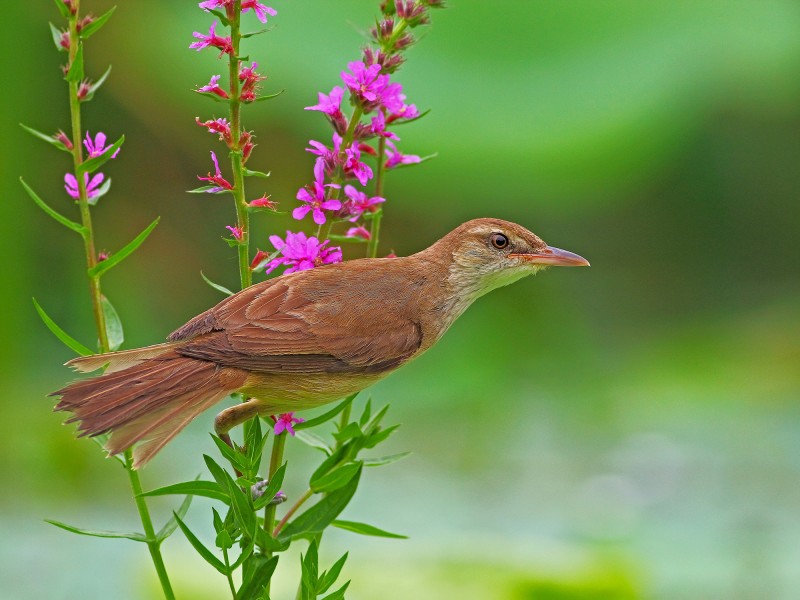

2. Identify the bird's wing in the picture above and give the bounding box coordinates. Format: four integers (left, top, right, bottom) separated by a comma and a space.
171, 267, 423, 374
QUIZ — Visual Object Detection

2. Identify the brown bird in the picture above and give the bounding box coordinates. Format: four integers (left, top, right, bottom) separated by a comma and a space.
53, 218, 589, 468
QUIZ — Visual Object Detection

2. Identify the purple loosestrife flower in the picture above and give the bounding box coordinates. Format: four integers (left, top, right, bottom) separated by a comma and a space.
249, 194, 278, 210
190, 21, 233, 56
385, 140, 421, 169
341, 61, 387, 105
294, 159, 342, 225
370, 111, 399, 140
343, 142, 374, 186
239, 62, 266, 102
226, 225, 244, 241
378, 81, 406, 114
64, 172, 104, 200
265, 231, 342, 274
83, 131, 120, 159
196, 117, 232, 145
343, 185, 385, 221
197, 151, 234, 192
305, 86, 345, 118
274, 412, 304, 436
197, 75, 230, 99
242, 0, 277, 23
346, 226, 371, 240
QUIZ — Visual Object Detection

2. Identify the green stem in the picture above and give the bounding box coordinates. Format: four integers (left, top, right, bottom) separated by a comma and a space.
263, 431, 287, 540
367, 135, 388, 258
272, 488, 313, 537
222, 545, 237, 599
66, 5, 174, 599
227, 0, 251, 290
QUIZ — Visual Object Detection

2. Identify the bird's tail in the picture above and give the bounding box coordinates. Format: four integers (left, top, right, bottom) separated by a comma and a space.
52, 345, 247, 469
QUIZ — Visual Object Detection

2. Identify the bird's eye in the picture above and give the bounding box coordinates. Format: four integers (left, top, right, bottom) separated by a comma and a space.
490, 233, 509, 249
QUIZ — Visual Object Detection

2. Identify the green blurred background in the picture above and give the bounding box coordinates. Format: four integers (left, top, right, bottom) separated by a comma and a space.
3, 1, 800, 598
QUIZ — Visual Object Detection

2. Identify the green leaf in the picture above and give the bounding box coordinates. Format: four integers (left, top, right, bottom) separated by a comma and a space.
210, 434, 249, 473
205, 455, 256, 534
32, 298, 92, 356
363, 404, 390, 434
363, 452, 411, 467
241, 29, 268, 39
53, 0, 70, 18
207, 8, 230, 26
295, 430, 331, 454
187, 184, 230, 193
327, 234, 368, 244
100, 296, 124, 350
88, 177, 111, 205
279, 466, 362, 540
156, 494, 193, 543
332, 422, 362, 443
20, 178, 86, 236
65, 41, 83, 82
78, 134, 124, 175
318, 553, 348, 594
237, 555, 278, 600
332, 519, 408, 539
140, 480, 229, 504
88, 217, 159, 278
300, 539, 319, 596
359, 398, 372, 427
45, 519, 148, 542
320, 581, 350, 600
254, 89, 286, 102
173, 512, 228, 574
295, 395, 355, 431
49, 22, 67, 52
201, 271, 234, 296
79, 6, 116, 40
194, 91, 229, 103
243, 168, 270, 178
310, 461, 362, 494
363, 424, 400, 449
20, 123, 71, 152
80, 64, 112, 102
253, 463, 287, 510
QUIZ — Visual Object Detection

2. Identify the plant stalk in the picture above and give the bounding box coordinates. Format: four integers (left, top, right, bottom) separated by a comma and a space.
66, 5, 174, 598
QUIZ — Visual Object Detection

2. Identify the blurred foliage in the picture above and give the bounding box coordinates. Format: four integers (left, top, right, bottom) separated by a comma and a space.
3, 0, 800, 598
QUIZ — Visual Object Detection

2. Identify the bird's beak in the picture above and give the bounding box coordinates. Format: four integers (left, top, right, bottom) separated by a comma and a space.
510, 246, 590, 267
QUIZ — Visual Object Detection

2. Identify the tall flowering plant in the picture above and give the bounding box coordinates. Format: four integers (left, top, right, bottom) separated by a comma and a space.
26, 0, 444, 597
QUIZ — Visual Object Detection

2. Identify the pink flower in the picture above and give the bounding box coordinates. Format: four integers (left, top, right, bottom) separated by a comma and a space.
370, 111, 399, 140
343, 142, 373, 186
190, 21, 233, 56
248, 194, 278, 210
294, 159, 342, 225
226, 225, 244, 241
64, 172, 105, 200
341, 61, 388, 105
242, 0, 276, 23
343, 185, 385, 221
197, 151, 234, 192
54, 130, 73, 150
250, 249, 270, 270
384, 140, 421, 169
378, 81, 405, 114
265, 231, 342, 274
197, 75, 230, 99
83, 131, 120, 159
196, 117, 232, 147
305, 86, 345, 117
274, 412, 304, 436
239, 62, 266, 102
346, 226, 371, 240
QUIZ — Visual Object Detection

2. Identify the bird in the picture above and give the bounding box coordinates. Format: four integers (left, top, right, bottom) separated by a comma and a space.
53, 218, 589, 468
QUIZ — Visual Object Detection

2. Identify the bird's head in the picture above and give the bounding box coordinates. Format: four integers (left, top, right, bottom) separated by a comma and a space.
433, 218, 589, 299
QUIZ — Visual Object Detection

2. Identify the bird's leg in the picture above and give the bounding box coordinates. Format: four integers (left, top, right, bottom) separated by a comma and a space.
214, 398, 265, 449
